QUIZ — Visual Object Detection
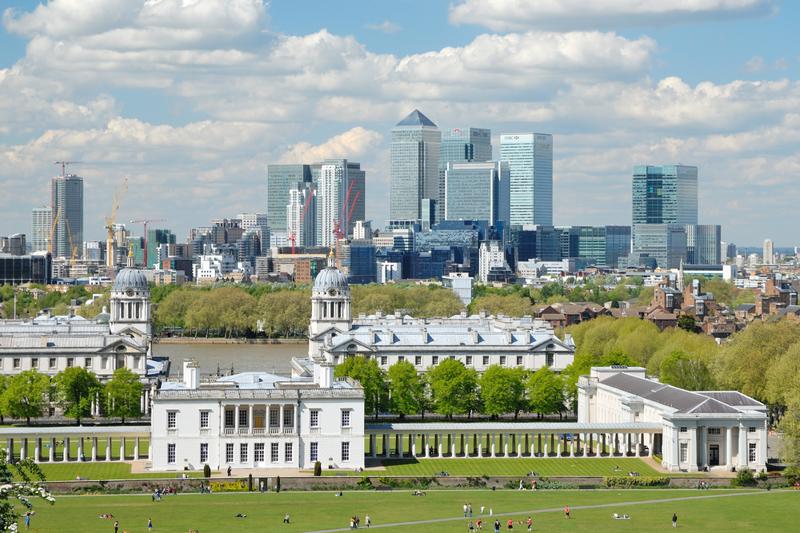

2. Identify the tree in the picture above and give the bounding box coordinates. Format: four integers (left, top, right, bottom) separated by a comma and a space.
479, 366, 526, 418
427, 359, 479, 418
104, 368, 143, 423
677, 315, 699, 333
53, 367, 101, 425
469, 294, 532, 317
659, 350, 715, 390
334, 356, 387, 419
386, 360, 424, 418
0, 375, 7, 424
2, 370, 50, 425
0, 456, 55, 530
527, 367, 566, 419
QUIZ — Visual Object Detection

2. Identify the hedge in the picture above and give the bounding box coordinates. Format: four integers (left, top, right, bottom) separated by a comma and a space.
603, 476, 670, 488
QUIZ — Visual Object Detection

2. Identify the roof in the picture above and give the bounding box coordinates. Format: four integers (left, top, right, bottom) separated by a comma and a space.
396, 109, 437, 128
313, 265, 349, 293
696, 391, 764, 407
113, 268, 149, 291
735, 304, 756, 312
366, 422, 662, 432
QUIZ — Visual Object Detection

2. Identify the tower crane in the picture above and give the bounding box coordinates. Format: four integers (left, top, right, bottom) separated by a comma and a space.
331, 180, 361, 268
130, 218, 166, 268
106, 177, 128, 268
53, 161, 81, 177
48, 206, 62, 255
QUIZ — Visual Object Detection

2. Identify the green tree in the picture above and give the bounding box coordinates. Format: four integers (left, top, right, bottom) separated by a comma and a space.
386, 360, 424, 418
677, 315, 698, 333
0, 375, 7, 424
53, 367, 101, 425
154, 288, 196, 331
2, 370, 50, 425
334, 356, 387, 419
0, 456, 54, 530
659, 350, 715, 390
527, 367, 566, 418
469, 294, 532, 317
427, 359, 479, 418
104, 368, 143, 423
479, 366, 526, 418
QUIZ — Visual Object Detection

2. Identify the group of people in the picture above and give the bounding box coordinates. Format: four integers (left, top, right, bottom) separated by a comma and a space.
109, 517, 152, 533
151, 486, 175, 501
348, 514, 371, 528
465, 506, 571, 531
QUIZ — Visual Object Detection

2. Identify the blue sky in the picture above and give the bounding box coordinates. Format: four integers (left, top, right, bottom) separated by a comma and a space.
0, 0, 798, 246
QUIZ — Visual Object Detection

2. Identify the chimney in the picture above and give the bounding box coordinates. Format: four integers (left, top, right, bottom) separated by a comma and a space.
183, 359, 200, 390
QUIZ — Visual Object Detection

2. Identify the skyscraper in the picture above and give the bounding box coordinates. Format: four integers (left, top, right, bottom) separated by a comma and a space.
499, 133, 553, 226
632, 165, 698, 225
686, 224, 721, 265
318, 159, 365, 247
440, 127, 491, 219
286, 184, 316, 248
390, 109, 440, 226
266, 164, 312, 232
31, 207, 52, 253
444, 161, 510, 227
50, 174, 83, 259
763, 238, 774, 264
238, 213, 270, 254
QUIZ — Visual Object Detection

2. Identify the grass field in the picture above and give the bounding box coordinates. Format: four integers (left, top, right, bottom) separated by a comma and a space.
16, 488, 800, 532
326, 457, 659, 477
12, 462, 206, 481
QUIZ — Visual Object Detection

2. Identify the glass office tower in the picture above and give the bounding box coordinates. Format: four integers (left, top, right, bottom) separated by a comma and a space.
632, 165, 698, 225
266, 164, 313, 232
50, 174, 83, 259
390, 109, 440, 226
440, 127, 492, 222
499, 133, 553, 226
444, 161, 510, 226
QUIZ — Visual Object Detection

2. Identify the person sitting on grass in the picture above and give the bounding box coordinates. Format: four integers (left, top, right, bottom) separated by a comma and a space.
235, 513, 247, 518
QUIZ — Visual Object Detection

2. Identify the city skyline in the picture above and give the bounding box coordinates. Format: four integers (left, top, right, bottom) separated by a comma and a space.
0, 1, 798, 245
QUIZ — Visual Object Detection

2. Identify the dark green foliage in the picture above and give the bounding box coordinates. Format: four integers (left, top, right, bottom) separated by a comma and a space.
203, 464, 211, 478
603, 476, 670, 488
732, 468, 757, 487
313, 461, 322, 477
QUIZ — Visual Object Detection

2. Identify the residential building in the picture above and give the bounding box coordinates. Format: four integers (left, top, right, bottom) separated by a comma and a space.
763, 239, 774, 265
632, 165, 698, 226
237, 213, 270, 253
478, 240, 509, 283
352, 220, 372, 240
390, 110, 441, 227
444, 161, 510, 227
51, 173, 84, 259
286, 184, 316, 248
31, 207, 51, 253
499, 133, 553, 226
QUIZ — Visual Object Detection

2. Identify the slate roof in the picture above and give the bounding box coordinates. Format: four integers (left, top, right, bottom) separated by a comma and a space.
697, 391, 764, 407
396, 109, 437, 127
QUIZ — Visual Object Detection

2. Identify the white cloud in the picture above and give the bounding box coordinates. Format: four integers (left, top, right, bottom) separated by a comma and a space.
365, 20, 401, 34
278, 127, 383, 163
449, 0, 776, 31
745, 56, 765, 72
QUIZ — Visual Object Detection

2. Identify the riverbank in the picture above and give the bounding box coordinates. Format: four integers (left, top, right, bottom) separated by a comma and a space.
155, 337, 306, 345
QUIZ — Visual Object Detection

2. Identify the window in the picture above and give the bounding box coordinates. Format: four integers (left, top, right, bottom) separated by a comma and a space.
310, 410, 320, 428
101, 357, 108, 370
240, 443, 248, 463
167, 443, 176, 464
545, 352, 554, 367
310, 442, 318, 462
283, 407, 293, 427
708, 428, 721, 435
285, 442, 293, 463
748, 426, 757, 433
516, 356, 523, 366
482, 356, 489, 366
254, 443, 265, 462
341, 441, 350, 462
133, 356, 141, 369
239, 408, 248, 427
84, 357, 92, 368
449, 355, 455, 360
200, 411, 210, 429
31, 358, 38, 369
200, 443, 208, 463
341, 409, 351, 428
381, 356, 388, 365
49, 357, 57, 369
679, 427, 688, 433
66, 357, 74, 368
499, 356, 506, 366
398, 355, 404, 362
224, 409, 235, 427
226, 443, 234, 463
13, 358, 20, 369
167, 411, 177, 430
748, 443, 757, 463
415, 356, 422, 366
432, 356, 439, 365
680, 443, 688, 463
466, 355, 472, 365
271, 443, 279, 462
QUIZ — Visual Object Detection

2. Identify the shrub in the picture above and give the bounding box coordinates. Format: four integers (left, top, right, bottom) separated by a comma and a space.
203, 464, 211, 478
603, 476, 670, 488
356, 477, 374, 489
276, 475, 281, 493
784, 465, 800, 485
732, 468, 757, 487
757, 471, 769, 482
313, 461, 322, 477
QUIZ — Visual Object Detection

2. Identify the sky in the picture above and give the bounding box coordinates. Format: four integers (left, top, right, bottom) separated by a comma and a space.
0, 0, 798, 247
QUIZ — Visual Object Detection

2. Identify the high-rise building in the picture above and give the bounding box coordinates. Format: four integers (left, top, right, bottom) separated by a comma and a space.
632, 165, 698, 226
444, 161, 510, 227
499, 133, 553, 226
686, 224, 721, 265
440, 127, 491, 219
146, 229, 176, 269
763, 238, 774, 265
51, 174, 84, 259
390, 109, 441, 226
31, 207, 51, 253
266, 164, 313, 232
318, 160, 365, 247
631, 224, 687, 269
237, 213, 270, 253
286, 184, 316, 248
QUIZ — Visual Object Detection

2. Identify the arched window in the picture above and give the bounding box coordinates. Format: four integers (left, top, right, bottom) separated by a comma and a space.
322, 302, 327, 318
127, 302, 133, 319
546, 343, 555, 367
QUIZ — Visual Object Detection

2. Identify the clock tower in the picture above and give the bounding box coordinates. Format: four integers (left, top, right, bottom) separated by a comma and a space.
308, 252, 352, 364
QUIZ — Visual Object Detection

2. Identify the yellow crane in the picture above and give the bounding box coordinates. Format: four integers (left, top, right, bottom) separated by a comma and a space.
105, 176, 128, 268
47, 206, 62, 255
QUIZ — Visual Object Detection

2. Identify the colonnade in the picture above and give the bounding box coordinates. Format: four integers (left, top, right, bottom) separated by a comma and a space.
224, 404, 295, 435
1, 427, 150, 464
366, 429, 659, 459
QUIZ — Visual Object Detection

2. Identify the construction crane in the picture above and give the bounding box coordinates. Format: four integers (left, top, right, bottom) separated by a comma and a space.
48, 206, 62, 255
130, 218, 166, 268
53, 161, 81, 177
331, 180, 361, 267
288, 189, 316, 255
106, 177, 128, 268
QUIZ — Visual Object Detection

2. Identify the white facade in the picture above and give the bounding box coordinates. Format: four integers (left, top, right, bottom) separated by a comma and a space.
578, 367, 768, 472
192, 253, 236, 283
442, 272, 473, 306
478, 240, 507, 283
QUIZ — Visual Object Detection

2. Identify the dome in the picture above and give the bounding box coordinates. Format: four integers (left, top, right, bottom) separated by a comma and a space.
313, 265, 349, 294
113, 268, 149, 292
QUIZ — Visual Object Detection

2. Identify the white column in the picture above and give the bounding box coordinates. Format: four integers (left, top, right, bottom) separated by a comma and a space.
502, 434, 508, 457
517, 435, 522, 457
759, 420, 768, 471
411, 434, 417, 457
688, 427, 697, 471
570, 438, 575, 457
279, 405, 284, 432
725, 426, 733, 469
464, 434, 470, 457
490, 434, 496, 457
437, 434, 443, 457
530, 435, 536, 457
648, 433, 654, 457
106, 437, 112, 461
738, 423, 747, 468
20, 438, 27, 461
5, 438, 11, 461
134, 437, 140, 460
49, 438, 55, 462
477, 434, 483, 457
248, 405, 254, 434
424, 434, 430, 458
543, 434, 549, 457
140, 391, 145, 414
119, 437, 125, 461
91, 438, 97, 461
78, 438, 84, 461
234, 405, 240, 433
450, 434, 457, 457
63, 438, 69, 462
384, 434, 390, 458
34, 438, 41, 463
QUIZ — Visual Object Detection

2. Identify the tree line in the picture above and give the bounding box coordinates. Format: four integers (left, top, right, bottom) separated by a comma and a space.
334, 357, 567, 421
0, 367, 143, 425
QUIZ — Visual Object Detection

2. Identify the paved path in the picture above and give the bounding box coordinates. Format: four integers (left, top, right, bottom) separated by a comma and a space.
305, 490, 782, 533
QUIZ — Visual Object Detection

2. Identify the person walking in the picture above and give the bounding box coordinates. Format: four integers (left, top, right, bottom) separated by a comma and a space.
564, 506, 571, 519
114, 520, 119, 533
283, 513, 290, 524
672, 513, 678, 528
24, 512, 30, 529
493, 519, 501, 533
464, 503, 469, 518
526, 516, 533, 531
365, 514, 371, 528
147, 517, 153, 530
468, 504, 473, 518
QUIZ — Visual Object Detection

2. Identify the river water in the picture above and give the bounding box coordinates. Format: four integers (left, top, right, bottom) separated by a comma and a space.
154, 342, 308, 378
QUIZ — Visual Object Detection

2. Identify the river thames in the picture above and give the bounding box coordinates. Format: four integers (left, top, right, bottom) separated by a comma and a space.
154, 342, 307, 378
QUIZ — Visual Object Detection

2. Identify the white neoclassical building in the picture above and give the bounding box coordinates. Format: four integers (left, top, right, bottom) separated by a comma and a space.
578, 366, 768, 472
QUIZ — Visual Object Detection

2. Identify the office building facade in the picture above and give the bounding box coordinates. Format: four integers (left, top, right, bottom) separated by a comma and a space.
632, 165, 698, 226
632, 224, 687, 269
318, 160, 365, 247
499, 133, 553, 226
31, 207, 52, 253
51, 174, 84, 259
390, 110, 441, 226
267, 164, 313, 232
444, 161, 510, 227
440, 127, 492, 219
686, 225, 721, 265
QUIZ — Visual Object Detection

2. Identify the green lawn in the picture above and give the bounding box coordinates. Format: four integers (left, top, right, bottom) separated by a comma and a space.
13, 462, 205, 481
11, 438, 149, 461
326, 457, 659, 477
16, 489, 800, 532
